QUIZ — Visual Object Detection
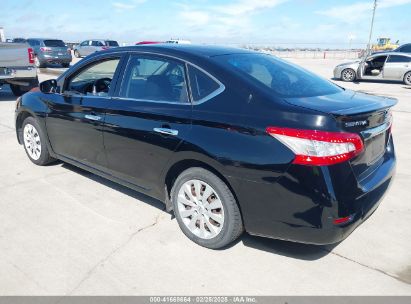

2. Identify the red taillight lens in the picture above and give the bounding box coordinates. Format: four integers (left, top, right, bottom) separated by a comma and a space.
28, 48, 34, 64
333, 216, 353, 225
40, 47, 51, 52
266, 127, 364, 166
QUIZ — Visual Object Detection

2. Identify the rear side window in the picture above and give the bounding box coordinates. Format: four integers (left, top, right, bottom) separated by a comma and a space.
106, 40, 119, 47
387, 55, 411, 63
214, 53, 342, 98
28, 39, 40, 46
120, 56, 189, 103
188, 65, 221, 102
44, 40, 66, 47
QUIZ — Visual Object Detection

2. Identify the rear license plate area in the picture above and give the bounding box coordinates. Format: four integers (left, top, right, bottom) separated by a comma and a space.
366, 132, 386, 165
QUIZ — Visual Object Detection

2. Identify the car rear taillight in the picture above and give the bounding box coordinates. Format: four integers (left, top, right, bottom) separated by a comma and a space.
40, 47, 52, 52
102, 46, 109, 50
28, 48, 34, 64
266, 127, 364, 166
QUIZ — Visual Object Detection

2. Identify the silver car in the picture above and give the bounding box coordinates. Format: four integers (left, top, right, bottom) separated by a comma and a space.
73, 39, 119, 58
334, 52, 411, 85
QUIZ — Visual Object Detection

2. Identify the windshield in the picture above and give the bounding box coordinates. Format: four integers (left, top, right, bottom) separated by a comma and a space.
106, 40, 119, 47
44, 40, 66, 47
214, 53, 343, 98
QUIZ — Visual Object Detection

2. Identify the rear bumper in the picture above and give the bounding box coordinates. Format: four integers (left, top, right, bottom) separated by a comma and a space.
38, 55, 72, 64
0, 66, 37, 81
233, 137, 396, 245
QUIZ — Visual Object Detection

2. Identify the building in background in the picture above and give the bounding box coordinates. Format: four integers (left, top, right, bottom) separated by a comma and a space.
0, 27, 5, 42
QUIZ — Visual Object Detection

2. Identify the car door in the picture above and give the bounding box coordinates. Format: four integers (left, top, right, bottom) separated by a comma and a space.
46, 54, 125, 171
78, 41, 89, 56
384, 55, 411, 80
103, 53, 192, 193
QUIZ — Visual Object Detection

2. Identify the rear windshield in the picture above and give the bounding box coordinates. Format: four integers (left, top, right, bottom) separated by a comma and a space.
214, 53, 342, 98
105, 40, 119, 47
44, 40, 66, 47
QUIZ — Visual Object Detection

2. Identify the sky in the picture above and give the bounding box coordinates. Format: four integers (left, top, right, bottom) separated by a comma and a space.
0, 0, 410, 48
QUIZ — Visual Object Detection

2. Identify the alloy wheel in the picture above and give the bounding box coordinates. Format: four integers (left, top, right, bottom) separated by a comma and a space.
177, 179, 224, 239
23, 123, 42, 160
342, 69, 355, 81
405, 72, 411, 85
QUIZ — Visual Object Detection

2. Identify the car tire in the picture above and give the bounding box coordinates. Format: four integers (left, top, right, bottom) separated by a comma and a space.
404, 71, 411, 85
74, 50, 80, 58
9, 77, 39, 96
10, 84, 25, 96
171, 167, 243, 249
21, 117, 55, 166
341, 68, 356, 82
34, 56, 45, 68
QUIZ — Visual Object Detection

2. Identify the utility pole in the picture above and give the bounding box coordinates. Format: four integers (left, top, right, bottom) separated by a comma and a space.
366, 0, 378, 56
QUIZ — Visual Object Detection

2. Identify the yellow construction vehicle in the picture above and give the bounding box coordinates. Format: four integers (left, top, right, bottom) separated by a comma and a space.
372, 37, 399, 52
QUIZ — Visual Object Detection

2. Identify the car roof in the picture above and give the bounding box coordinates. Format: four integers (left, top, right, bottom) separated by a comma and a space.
371, 52, 411, 57
84, 39, 117, 41
103, 44, 256, 58
28, 38, 64, 41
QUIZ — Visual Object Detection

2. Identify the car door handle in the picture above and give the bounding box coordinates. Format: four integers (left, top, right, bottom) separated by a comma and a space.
153, 127, 179, 136
85, 114, 102, 121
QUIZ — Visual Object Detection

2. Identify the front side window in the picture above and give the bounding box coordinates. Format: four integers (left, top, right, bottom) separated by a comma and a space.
66, 58, 120, 96
80, 41, 88, 47
214, 53, 342, 98
92, 41, 104, 47
188, 65, 221, 102
120, 56, 189, 103
106, 40, 119, 47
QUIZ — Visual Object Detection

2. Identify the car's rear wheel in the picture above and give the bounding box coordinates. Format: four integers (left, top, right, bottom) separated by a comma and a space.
74, 50, 80, 58
341, 68, 356, 82
171, 167, 243, 249
404, 71, 411, 85
22, 117, 54, 165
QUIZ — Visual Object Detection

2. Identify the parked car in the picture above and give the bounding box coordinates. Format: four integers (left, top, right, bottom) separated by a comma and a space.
15, 45, 396, 249
73, 39, 119, 58
12, 38, 27, 43
26, 38, 72, 68
334, 52, 411, 85
135, 41, 162, 45
0, 42, 37, 96
165, 39, 191, 44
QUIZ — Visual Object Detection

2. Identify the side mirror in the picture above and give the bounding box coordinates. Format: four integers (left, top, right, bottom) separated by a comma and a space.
39, 79, 57, 94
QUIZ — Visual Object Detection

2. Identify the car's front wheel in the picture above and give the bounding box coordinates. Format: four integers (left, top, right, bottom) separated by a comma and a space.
404, 71, 411, 85
171, 167, 243, 249
74, 50, 80, 58
341, 68, 356, 82
22, 117, 54, 165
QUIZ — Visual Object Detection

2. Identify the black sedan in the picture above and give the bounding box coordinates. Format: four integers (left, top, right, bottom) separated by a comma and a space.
15, 45, 396, 249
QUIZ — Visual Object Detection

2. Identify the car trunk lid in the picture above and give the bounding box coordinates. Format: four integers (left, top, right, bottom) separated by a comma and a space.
284, 90, 397, 181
